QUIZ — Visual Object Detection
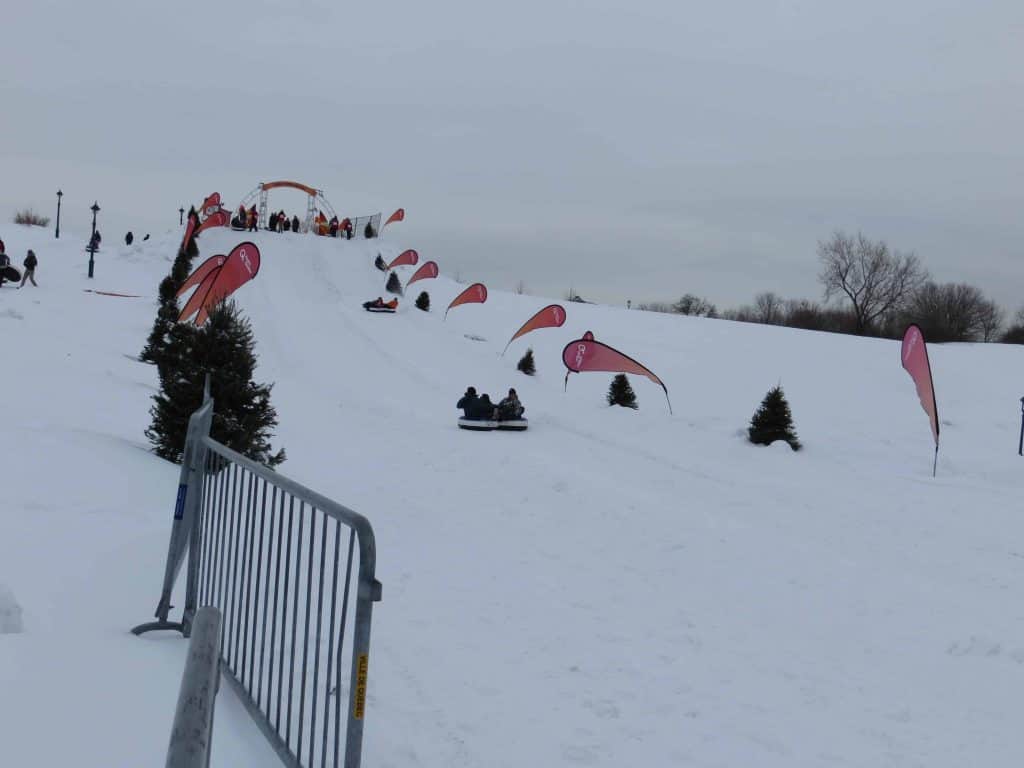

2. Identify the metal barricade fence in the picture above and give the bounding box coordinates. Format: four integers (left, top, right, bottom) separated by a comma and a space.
135, 400, 382, 768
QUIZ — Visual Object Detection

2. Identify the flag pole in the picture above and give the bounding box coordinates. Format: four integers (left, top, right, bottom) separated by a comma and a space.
932, 444, 939, 477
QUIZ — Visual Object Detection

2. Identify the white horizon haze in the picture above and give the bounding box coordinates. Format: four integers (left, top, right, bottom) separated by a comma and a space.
4, 0, 1022, 312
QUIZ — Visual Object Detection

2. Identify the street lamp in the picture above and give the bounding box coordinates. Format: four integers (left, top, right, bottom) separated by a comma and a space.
55, 190, 63, 239
88, 201, 100, 279
179, 207, 185, 226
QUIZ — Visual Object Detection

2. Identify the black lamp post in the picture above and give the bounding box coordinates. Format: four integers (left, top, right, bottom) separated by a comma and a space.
179, 207, 185, 226
1018, 397, 1024, 456
88, 201, 100, 279
55, 190, 63, 239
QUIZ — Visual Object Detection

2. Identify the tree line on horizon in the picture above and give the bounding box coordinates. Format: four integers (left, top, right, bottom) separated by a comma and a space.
636, 231, 1024, 344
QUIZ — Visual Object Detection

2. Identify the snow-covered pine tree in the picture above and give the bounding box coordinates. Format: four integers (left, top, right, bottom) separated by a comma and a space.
607, 373, 638, 409
415, 291, 430, 311
146, 301, 285, 466
140, 275, 181, 364
386, 271, 403, 295
748, 384, 801, 450
517, 348, 536, 376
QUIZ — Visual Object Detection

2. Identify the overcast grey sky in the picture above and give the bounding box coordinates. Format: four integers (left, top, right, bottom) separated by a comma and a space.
4, 0, 1022, 311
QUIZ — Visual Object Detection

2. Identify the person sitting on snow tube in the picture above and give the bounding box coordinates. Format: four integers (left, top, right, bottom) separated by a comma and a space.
497, 388, 524, 420
374, 254, 387, 271
362, 297, 399, 311
457, 387, 479, 418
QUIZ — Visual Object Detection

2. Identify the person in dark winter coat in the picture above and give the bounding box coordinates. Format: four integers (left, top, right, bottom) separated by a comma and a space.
474, 394, 496, 419
125, 231, 134, 245
248, 206, 258, 232
374, 254, 387, 272
342, 218, 352, 239
497, 388, 524, 420
0, 246, 9, 288
292, 215, 301, 233
328, 216, 339, 237
20, 249, 38, 288
268, 212, 278, 232
457, 387, 479, 418
364, 221, 375, 239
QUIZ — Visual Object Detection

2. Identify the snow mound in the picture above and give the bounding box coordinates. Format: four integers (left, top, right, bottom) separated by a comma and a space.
0, 583, 23, 634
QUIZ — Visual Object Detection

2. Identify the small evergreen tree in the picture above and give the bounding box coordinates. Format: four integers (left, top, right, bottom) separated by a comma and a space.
146, 301, 285, 466
607, 373, 638, 409
140, 276, 181, 364
517, 348, 536, 376
748, 385, 801, 450
415, 291, 430, 311
386, 271, 403, 295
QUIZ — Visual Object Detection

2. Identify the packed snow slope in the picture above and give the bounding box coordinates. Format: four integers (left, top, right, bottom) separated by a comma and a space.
2, 222, 1024, 767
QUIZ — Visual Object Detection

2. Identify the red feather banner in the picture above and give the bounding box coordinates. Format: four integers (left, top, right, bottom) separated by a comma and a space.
445, 283, 488, 320
383, 208, 405, 228
178, 267, 221, 324
407, 260, 439, 287
501, 304, 567, 356
200, 192, 222, 218
178, 242, 261, 325
900, 323, 940, 475
562, 337, 672, 413
176, 254, 226, 298
195, 242, 261, 326
387, 249, 419, 270
195, 209, 229, 235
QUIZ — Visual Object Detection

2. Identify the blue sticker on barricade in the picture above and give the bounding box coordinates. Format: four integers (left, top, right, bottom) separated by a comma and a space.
173, 484, 188, 520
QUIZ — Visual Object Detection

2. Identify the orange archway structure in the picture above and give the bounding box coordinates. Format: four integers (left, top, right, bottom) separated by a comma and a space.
237, 181, 337, 233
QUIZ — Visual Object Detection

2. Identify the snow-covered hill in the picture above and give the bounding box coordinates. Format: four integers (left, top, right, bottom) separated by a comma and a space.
1, 221, 1022, 766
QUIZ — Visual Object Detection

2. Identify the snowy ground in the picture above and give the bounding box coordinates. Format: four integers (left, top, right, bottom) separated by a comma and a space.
1, 221, 1023, 766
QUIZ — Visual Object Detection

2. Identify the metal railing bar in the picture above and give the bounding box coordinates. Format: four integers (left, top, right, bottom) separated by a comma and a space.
257, 483, 277, 709
334, 529, 356, 767
322, 519, 342, 768
309, 511, 329, 767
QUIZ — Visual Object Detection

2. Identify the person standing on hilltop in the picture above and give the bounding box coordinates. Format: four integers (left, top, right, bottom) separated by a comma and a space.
19, 250, 38, 288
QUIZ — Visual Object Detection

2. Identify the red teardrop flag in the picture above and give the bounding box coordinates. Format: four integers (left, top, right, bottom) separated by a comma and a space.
193, 242, 261, 325
383, 208, 405, 228
200, 192, 222, 217
387, 249, 419, 269
562, 338, 672, 413
445, 283, 487, 319
176, 254, 226, 298
502, 304, 567, 355
178, 266, 221, 323
901, 323, 940, 474
196, 209, 229, 235
407, 261, 439, 286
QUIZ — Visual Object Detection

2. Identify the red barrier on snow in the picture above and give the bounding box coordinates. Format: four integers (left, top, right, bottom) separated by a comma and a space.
502, 304, 566, 356
445, 283, 487, 320
901, 323, 940, 474
194, 242, 261, 325
176, 255, 227, 298
383, 208, 405, 228
407, 260, 439, 287
562, 338, 672, 413
387, 249, 418, 270
195, 209, 229, 235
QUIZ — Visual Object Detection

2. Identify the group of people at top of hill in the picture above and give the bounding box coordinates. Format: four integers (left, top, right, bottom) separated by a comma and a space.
457, 387, 525, 421
229, 206, 377, 240
0, 238, 39, 288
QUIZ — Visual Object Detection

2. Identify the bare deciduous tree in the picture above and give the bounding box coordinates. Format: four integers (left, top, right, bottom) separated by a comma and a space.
817, 231, 927, 334
753, 292, 784, 324
901, 282, 1003, 342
